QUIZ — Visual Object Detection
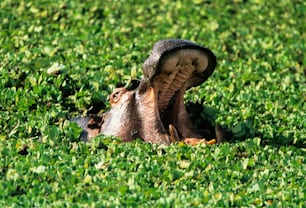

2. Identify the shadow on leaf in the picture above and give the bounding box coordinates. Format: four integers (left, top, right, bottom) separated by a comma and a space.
187, 101, 305, 148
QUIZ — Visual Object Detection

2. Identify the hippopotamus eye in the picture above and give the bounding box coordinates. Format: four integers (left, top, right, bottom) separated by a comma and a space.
110, 91, 121, 104
109, 88, 127, 105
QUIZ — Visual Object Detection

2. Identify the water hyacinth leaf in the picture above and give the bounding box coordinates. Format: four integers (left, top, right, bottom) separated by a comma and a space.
0, 0, 305, 207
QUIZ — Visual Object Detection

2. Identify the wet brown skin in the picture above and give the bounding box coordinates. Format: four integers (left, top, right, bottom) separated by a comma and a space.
74, 39, 220, 145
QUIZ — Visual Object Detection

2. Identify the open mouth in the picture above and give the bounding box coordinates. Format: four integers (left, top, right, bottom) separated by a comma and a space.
155, 49, 209, 113
147, 48, 216, 140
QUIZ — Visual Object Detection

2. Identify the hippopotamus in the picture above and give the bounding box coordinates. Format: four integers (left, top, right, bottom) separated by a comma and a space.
72, 39, 222, 145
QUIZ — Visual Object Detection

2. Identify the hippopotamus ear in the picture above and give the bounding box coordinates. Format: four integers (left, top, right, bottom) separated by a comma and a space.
138, 39, 217, 94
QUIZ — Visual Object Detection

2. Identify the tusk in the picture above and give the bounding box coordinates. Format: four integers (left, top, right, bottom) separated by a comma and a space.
183, 138, 217, 146
169, 124, 180, 143
206, 139, 216, 145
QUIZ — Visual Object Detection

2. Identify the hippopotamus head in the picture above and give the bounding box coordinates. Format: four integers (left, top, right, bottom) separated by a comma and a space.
73, 39, 218, 145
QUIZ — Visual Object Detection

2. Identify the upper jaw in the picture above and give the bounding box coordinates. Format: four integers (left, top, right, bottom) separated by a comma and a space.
143, 39, 216, 85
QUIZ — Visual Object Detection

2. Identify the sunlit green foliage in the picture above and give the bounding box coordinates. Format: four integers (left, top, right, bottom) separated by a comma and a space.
0, 0, 305, 207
